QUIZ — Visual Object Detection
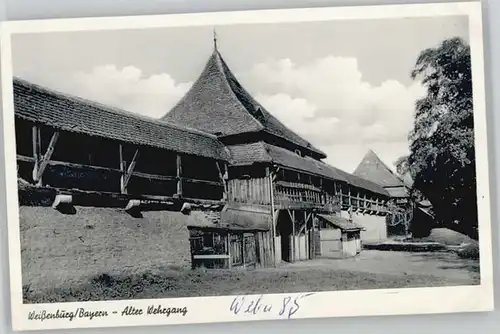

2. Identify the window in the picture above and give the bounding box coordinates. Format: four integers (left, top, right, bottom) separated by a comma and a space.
294, 149, 302, 156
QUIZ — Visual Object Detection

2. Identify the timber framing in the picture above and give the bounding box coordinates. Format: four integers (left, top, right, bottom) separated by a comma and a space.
31, 125, 60, 186
13, 43, 405, 272
119, 145, 139, 194
17, 118, 226, 206
18, 182, 224, 211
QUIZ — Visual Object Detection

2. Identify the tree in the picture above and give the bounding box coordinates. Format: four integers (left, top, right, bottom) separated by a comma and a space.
394, 156, 410, 177
405, 37, 477, 239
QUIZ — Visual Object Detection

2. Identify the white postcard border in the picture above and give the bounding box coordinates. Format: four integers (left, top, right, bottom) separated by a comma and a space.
0, 1, 493, 331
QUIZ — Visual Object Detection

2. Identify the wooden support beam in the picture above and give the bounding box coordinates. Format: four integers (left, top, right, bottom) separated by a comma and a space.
304, 211, 312, 226
291, 210, 296, 263
241, 235, 245, 268
19, 155, 218, 189
227, 233, 232, 269
36, 131, 59, 182
121, 149, 139, 194
33, 129, 59, 185
311, 213, 316, 259
119, 144, 126, 193
176, 154, 183, 197
31, 126, 41, 183
216, 161, 228, 200
267, 167, 278, 268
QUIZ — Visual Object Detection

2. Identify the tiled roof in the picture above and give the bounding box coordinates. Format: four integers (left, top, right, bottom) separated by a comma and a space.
336, 169, 391, 197
385, 186, 410, 198
162, 48, 326, 158
227, 142, 390, 197
13, 78, 230, 161
317, 214, 365, 231
353, 150, 406, 188
220, 205, 271, 231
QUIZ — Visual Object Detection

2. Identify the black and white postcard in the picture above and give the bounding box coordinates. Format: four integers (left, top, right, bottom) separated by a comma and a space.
0, 1, 493, 331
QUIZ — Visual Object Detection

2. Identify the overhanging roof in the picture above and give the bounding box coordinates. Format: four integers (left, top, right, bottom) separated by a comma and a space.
318, 214, 365, 231
220, 205, 271, 231
14, 78, 230, 161
385, 186, 410, 198
228, 142, 390, 197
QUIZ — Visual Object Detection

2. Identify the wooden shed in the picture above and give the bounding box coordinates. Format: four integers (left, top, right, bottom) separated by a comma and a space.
317, 214, 364, 258
187, 204, 273, 269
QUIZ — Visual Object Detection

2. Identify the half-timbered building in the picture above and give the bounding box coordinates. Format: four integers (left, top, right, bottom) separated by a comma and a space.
163, 44, 391, 264
353, 150, 415, 238
15, 42, 394, 279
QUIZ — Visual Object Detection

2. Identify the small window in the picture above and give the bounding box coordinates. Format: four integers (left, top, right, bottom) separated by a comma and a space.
294, 149, 302, 156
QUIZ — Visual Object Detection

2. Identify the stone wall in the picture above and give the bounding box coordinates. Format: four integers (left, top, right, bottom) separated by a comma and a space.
20, 206, 193, 292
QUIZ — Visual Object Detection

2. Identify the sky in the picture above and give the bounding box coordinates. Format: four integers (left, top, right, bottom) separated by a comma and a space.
12, 15, 469, 173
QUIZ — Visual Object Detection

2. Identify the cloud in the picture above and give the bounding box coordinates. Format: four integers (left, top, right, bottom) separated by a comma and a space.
239, 56, 426, 171
58, 65, 192, 119
36, 56, 425, 173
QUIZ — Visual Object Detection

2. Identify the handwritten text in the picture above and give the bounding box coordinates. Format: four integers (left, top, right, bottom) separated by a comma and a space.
229, 293, 315, 319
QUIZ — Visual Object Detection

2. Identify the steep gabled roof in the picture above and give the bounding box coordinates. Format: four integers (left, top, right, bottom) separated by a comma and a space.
14, 77, 230, 161
353, 150, 406, 188
162, 48, 326, 158
227, 142, 390, 197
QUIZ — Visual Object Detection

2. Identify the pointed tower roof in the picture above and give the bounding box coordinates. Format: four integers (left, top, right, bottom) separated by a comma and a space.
353, 150, 406, 188
162, 45, 326, 158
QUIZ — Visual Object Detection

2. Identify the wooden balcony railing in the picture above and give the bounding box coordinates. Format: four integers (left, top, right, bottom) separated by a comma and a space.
273, 181, 340, 211
227, 179, 388, 214
340, 194, 388, 215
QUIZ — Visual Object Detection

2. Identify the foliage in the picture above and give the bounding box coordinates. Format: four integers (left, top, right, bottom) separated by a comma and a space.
394, 156, 410, 176
403, 37, 477, 239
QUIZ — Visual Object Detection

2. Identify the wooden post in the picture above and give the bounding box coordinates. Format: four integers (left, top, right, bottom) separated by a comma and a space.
176, 154, 183, 197
35, 131, 59, 184
227, 232, 232, 269
241, 235, 245, 268
37, 131, 59, 180
267, 167, 278, 268
304, 211, 309, 259
311, 213, 316, 259
119, 144, 126, 193
319, 178, 324, 204
32, 126, 41, 184
216, 161, 228, 201
32, 127, 59, 186
287, 209, 296, 263
119, 145, 138, 194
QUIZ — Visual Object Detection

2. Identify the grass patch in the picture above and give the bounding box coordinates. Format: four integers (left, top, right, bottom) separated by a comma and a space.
24, 265, 478, 304
413, 228, 477, 246
456, 243, 480, 260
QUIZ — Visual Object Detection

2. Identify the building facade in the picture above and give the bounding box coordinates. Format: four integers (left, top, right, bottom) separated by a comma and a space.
162, 45, 390, 265
15, 44, 394, 278
353, 150, 415, 239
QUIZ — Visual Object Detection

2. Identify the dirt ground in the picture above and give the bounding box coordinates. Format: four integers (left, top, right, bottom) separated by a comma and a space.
284, 250, 479, 282
24, 249, 479, 303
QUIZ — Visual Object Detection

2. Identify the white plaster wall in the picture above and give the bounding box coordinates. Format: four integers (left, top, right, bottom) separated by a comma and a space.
319, 229, 342, 258
341, 210, 388, 243
342, 239, 358, 257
